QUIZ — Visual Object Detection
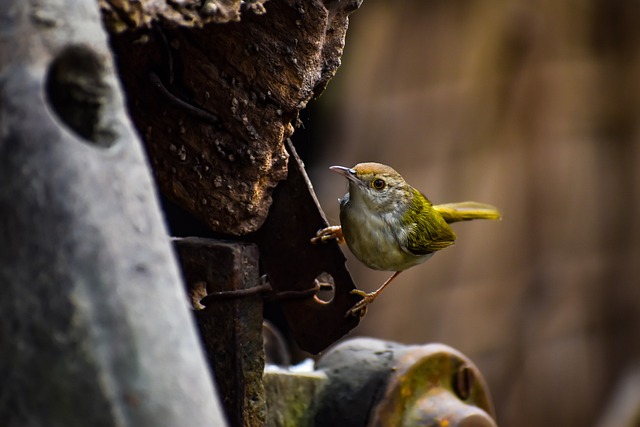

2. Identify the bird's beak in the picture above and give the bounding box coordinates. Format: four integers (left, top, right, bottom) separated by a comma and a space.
329, 165, 360, 185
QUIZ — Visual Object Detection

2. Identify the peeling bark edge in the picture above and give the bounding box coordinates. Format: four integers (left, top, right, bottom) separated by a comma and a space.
99, 0, 269, 32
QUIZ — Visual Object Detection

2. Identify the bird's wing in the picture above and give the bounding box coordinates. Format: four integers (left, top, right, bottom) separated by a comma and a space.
404, 218, 456, 255
402, 190, 456, 255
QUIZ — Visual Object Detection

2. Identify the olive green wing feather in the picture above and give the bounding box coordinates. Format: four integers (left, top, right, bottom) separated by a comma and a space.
402, 190, 456, 255
433, 201, 501, 224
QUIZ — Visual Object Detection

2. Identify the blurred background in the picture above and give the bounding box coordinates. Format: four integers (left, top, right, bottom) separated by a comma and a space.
294, 1, 640, 426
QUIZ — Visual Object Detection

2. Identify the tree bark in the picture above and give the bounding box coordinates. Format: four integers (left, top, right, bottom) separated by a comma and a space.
105, 0, 362, 235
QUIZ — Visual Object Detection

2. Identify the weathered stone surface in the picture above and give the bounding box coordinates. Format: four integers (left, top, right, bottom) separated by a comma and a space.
107, 0, 362, 235
0, 1, 226, 426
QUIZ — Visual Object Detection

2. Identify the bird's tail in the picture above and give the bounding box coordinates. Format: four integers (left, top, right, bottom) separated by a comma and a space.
433, 201, 501, 224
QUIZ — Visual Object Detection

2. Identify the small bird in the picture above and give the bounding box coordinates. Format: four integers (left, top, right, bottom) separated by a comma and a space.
312, 162, 501, 317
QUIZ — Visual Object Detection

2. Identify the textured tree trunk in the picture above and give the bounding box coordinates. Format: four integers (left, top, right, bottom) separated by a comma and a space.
103, 0, 361, 236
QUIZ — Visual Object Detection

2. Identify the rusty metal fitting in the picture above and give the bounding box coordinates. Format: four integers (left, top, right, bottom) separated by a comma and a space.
314, 338, 497, 427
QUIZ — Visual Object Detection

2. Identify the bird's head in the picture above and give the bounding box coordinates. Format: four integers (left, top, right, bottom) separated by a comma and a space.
330, 162, 414, 213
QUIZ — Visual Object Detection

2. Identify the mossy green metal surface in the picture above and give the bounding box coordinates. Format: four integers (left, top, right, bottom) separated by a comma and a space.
372, 345, 495, 426
263, 370, 327, 427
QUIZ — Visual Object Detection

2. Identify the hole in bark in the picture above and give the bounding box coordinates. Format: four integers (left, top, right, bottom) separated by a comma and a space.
45, 44, 116, 148
313, 272, 335, 303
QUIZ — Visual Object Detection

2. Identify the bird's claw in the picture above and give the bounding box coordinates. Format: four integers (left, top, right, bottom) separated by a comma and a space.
310, 225, 344, 244
345, 289, 376, 318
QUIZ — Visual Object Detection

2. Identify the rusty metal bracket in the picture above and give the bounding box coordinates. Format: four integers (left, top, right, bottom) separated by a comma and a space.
253, 140, 360, 354
198, 277, 336, 304
173, 237, 265, 427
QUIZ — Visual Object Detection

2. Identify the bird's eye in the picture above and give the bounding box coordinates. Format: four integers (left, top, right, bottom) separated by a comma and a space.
372, 179, 386, 190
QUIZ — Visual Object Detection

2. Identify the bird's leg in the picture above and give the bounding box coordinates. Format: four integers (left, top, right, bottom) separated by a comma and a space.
310, 225, 344, 244
346, 271, 403, 317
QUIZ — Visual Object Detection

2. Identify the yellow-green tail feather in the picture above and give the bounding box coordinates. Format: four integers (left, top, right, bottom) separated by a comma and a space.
433, 201, 501, 224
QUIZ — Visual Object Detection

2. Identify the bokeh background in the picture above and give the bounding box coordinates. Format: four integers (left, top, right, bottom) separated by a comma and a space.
296, 1, 640, 426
